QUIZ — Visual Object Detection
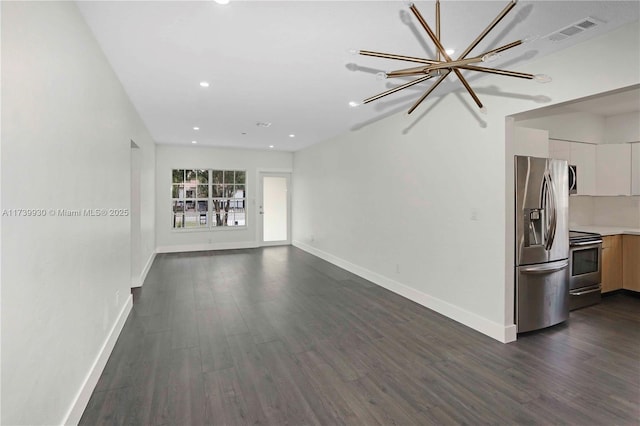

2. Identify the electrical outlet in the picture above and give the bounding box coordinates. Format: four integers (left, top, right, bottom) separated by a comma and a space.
470, 209, 479, 221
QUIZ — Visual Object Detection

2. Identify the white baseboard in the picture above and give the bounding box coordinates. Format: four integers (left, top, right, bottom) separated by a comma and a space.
292, 240, 515, 344
62, 294, 133, 425
132, 251, 156, 288
156, 241, 259, 254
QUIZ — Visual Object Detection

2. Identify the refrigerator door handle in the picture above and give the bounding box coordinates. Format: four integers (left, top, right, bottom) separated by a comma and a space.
543, 172, 557, 251
520, 260, 568, 274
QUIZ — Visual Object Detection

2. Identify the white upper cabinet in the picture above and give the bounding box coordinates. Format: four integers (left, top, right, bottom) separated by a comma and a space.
548, 139, 571, 161
513, 127, 549, 158
548, 139, 597, 195
632, 143, 640, 196
570, 142, 597, 195
596, 144, 632, 196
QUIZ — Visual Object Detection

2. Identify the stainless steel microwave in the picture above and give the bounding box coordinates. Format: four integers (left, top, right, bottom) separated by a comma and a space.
569, 164, 577, 195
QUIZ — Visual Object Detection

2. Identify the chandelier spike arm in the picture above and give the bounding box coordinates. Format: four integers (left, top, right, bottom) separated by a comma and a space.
359, 50, 437, 65
363, 74, 433, 104
409, 3, 483, 109
456, 72, 483, 108
457, 0, 518, 60
386, 55, 485, 79
460, 65, 534, 79
386, 65, 430, 78
409, 4, 451, 62
426, 56, 486, 71
435, 0, 441, 62
407, 71, 450, 115
479, 40, 523, 61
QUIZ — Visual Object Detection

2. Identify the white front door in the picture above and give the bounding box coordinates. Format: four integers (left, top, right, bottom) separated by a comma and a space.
258, 172, 291, 246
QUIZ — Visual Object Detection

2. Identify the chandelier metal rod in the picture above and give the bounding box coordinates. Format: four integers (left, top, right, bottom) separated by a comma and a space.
482, 40, 523, 58
436, 0, 441, 63
387, 56, 485, 78
386, 65, 432, 78
407, 71, 450, 115
457, 0, 518, 60
363, 75, 433, 104
388, 64, 534, 80
359, 50, 437, 65
426, 56, 485, 71
410, 4, 483, 109
460, 65, 534, 79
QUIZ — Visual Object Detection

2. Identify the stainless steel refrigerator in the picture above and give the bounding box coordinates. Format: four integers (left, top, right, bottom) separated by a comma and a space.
515, 156, 569, 333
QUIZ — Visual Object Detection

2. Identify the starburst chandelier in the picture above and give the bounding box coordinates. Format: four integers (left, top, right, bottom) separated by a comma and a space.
356, 0, 550, 114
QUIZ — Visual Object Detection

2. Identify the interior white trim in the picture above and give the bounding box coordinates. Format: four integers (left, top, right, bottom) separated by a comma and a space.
132, 251, 157, 288
293, 240, 516, 344
156, 241, 258, 253
62, 294, 133, 426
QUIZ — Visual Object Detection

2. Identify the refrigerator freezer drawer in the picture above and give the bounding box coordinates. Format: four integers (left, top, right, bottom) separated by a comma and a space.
516, 260, 570, 333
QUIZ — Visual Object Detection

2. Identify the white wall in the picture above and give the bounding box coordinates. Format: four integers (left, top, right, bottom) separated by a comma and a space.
156, 145, 292, 252
293, 20, 640, 343
1, 2, 155, 425
131, 143, 156, 287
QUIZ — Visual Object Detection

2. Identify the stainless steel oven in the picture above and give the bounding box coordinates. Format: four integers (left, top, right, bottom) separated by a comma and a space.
569, 231, 602, 310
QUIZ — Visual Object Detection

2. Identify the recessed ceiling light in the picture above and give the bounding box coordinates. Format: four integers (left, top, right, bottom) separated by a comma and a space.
214, 0, 230, 4
193, 126, 200, 131
289, 134, 295, 138
445, 48, 455, 55
269, 145, 274, 149
199, 81, 210, 87
191, 140, 197, 144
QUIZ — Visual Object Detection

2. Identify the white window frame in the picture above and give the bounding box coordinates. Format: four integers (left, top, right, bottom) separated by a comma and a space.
171, 169, 247, 231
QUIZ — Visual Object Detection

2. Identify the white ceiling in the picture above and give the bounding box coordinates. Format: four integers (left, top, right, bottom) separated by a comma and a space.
77, 1, 640, 151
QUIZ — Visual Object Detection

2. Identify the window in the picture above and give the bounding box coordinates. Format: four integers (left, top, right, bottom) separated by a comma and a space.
172, 169, 246, 229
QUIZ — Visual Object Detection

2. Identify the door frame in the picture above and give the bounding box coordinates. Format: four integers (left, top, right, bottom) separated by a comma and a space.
257, 170, 292, 247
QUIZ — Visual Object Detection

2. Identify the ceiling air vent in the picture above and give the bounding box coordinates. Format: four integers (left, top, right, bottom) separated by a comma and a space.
547, 17, 600, 42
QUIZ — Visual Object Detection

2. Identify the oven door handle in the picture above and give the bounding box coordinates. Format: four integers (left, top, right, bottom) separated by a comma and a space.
570, 284, 601, 296
570, 240, 603, 247
520, 260, 568, 274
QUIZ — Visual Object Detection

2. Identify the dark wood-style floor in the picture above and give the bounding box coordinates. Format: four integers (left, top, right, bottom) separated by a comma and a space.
81, 247, 640, 425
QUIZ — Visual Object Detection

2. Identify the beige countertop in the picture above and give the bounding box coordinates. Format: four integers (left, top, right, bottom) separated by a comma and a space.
570, 225, 640, 236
